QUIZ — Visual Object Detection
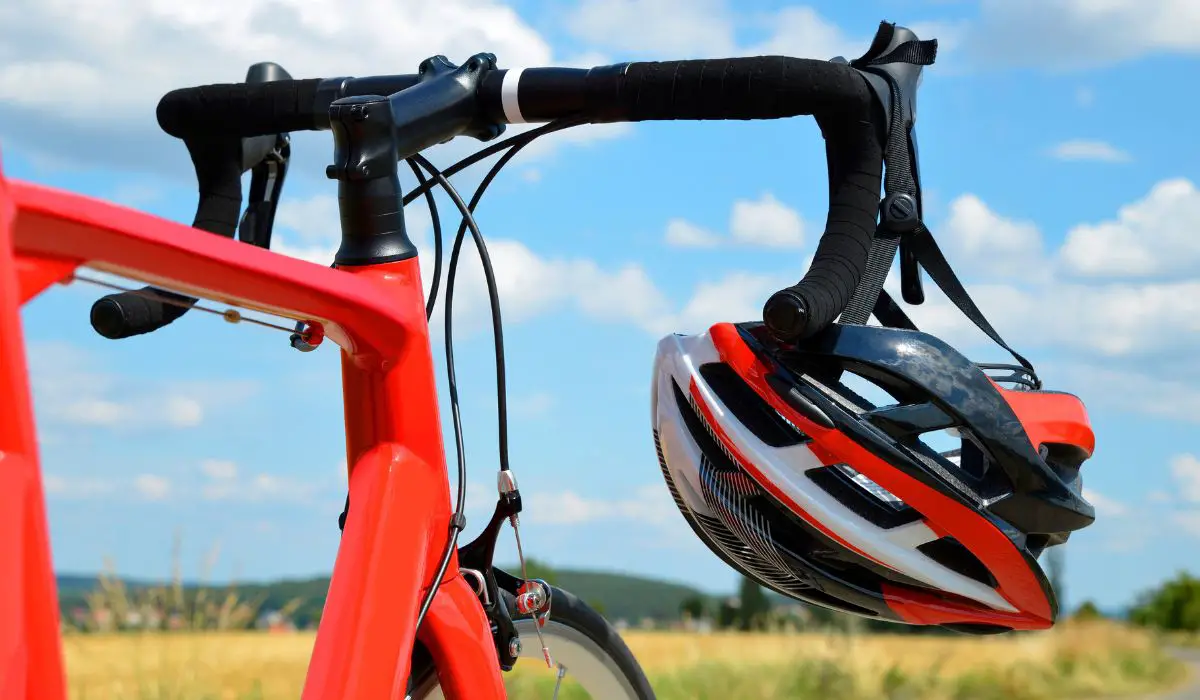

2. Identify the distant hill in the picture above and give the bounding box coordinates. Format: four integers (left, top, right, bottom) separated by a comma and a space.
542, 569, 713, 622
54, 567, 723, 628
58, 569, 1124, 636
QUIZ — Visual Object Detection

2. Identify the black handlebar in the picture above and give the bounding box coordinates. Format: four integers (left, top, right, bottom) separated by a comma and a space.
90, 62, 296, 340
92, 20, 934, 343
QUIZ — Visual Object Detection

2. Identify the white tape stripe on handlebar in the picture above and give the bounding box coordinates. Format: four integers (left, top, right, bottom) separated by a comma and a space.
501, 68, 527, 124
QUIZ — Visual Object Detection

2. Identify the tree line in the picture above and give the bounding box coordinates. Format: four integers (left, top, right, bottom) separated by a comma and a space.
683, 566, 1200, 636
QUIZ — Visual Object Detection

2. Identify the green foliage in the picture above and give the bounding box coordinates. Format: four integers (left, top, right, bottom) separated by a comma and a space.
1129, 571, 1200, 632
518, 557, 559, 587
717, 599, 739, 629
60, 563, 715, 629
60, 554, 1197, 638
518, 568, 712, 622
679, 594, 707, 620
57, 548, 301, 633
1073, 600, 1106, 622
1045, 545, 1067, 613
737, 577, 771, 631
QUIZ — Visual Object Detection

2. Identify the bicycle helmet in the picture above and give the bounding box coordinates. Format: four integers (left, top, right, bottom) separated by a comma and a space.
651, 321, 1095, 633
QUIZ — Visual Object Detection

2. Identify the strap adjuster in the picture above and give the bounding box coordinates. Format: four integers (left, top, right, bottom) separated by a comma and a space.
879, 192, 921, 234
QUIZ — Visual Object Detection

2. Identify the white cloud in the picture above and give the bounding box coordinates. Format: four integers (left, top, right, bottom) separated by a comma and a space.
274, 194, 800, 340
654, 271, 792, 335
740, 6, 865, 62
524, 484, 677, 526
286, 180, 1200, 419
58, 398, 126, 427
43, 475, 115, 499
1075, 87, 1095, 107
507, 121, 633, 162
1174, 511, 1200, 538
1048, 140, 1131, 163
939, 194, 1045, 281
896, 179, 1200, 366
564, 1, 867, 62
249, 474, 317, 501
1082, 488, 1128, 517
197, 459, 332, 505
109, 183, 162, 208
1169, 454, 1200, 503
665, 194, 805, 250
0, 0, 625, 171
164, 397, 204, 428
1046, 364, 1200, 425
1059, 178, 1200, 278
464, 481, 496, 518
512, 392, 555, 419
0, 1, 552, 119
3, 0, 1188, 176
201, 466, 319, 504
200, 459, 238, 481
564, 0, 736, 57
968, 0, 1200, 71
664, 219, 721, 249
274, 196, 342, 248
134, 474, 171, 501
901, 275, 1200, 360
26, 341, 259, 431
273, 193, 680, 335
43, 473, 174, 501
729, 193, 805, 249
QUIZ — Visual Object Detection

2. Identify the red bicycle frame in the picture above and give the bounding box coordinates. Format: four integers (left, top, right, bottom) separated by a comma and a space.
0, 154, 508, 699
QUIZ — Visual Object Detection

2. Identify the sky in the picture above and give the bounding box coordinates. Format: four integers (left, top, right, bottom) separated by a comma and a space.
2, 0, 1199, 613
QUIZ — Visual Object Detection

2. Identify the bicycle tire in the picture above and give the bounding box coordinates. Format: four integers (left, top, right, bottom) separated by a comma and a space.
407, 584, 656, 699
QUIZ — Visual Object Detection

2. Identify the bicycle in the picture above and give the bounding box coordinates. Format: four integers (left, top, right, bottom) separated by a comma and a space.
0, 18, 1003, 700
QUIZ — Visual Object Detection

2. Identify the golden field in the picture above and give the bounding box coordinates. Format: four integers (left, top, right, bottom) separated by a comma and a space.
61, 620, 1189, 700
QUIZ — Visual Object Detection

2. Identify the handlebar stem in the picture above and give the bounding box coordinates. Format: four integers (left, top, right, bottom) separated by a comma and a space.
326, 53, 506, 267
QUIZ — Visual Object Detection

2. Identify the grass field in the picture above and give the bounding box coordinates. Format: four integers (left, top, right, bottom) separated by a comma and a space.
62, 620, 1188, 700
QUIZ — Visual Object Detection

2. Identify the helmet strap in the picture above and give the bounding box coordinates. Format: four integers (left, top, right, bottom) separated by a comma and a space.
835, 33, 1040, 389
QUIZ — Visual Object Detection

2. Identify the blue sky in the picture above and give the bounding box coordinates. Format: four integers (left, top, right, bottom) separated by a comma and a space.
3, 0, 1199, 613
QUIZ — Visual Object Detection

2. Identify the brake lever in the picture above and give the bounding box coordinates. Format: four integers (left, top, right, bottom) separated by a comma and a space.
238, 133, 290, 249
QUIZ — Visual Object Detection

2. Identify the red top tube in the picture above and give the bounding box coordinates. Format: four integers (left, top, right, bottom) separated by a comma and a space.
0, 159, 506, 699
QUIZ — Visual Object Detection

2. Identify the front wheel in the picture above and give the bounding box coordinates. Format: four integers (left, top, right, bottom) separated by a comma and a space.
408, 584, 655, 699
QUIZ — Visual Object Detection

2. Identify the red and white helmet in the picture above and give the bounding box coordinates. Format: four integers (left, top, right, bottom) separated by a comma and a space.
651, 320, 1095, 633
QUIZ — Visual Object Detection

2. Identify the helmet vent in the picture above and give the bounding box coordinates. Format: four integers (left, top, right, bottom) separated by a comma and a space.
654, 427, 805, 596
833, 463, 904, 505
1041, 442, 1088, 495
916, 537, 997, 588
797, 370, 880, 415
806, 464, 922, 529
668, 381, 824, 598
653, 428, 690, 514
907, 431, 1014, 507
698, 454, 813, 593
660, 377, 898, 620
697, 362, 810, 447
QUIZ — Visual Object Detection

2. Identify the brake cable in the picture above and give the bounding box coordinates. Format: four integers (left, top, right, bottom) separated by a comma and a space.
406, 118, 585, 657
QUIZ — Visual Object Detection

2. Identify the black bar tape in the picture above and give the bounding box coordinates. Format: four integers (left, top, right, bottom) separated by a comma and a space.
157, 79, 324, 139
768, 114, 883, 339
91, 132, 243, 340
90, 289, 197, 340
589, 57, 884, 339
591, 57, 871, 121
